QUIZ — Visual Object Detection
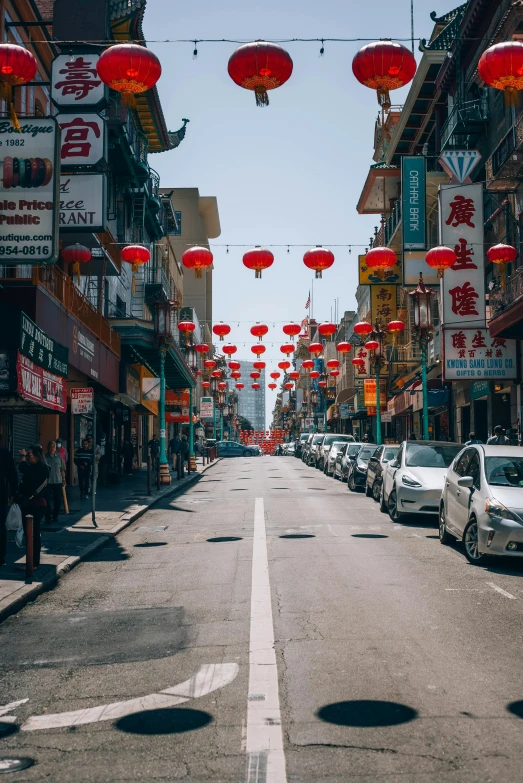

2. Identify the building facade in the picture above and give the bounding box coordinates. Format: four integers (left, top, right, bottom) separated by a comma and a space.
236, 362, 266, 431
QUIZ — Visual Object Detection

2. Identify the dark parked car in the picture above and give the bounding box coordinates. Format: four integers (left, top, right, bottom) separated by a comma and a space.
295, 433, 309, 459
216, 441, 259, 457
365, 444, 400, 501
334, 443, 364, 481
302, 433, 315, 463
347, 444, 377, 492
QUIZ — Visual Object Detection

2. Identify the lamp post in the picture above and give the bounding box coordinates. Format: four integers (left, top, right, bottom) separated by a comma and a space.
184, 342, 198, 471
154, 300, 173, 485
408, 274, 435, 441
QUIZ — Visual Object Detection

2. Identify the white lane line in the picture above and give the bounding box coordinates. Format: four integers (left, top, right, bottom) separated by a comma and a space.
328, 525, 338, 537
0, 699, 28, 717
486, 582, 517, 600
21, 664, 238, 731
246, 498, 287, 783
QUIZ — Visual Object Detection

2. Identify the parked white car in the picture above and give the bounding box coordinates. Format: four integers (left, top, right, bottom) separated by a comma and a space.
381, 440, 463, 522
440, 445, 523, 564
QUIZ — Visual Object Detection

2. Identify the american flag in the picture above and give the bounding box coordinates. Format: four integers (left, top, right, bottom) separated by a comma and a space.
305, 292, 311, 309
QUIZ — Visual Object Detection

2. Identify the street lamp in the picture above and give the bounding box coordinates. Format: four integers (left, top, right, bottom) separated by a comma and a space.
153, 300, 174, 485
408, 273, 435, 440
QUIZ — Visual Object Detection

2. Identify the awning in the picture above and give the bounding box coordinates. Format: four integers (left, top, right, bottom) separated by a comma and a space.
115, 324, 194, 390
336, 387, 355, 404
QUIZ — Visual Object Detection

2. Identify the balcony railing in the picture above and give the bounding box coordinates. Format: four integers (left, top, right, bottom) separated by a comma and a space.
440, 98, 489, 150
384, 198, 402, 245
106, 96, 149, 170
490, 267, 523, 319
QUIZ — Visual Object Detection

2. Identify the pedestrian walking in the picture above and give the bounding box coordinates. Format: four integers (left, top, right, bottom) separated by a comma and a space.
122, 440, 134, 475
487, 425, 509, 445
148, 436, 160, 472
55, 438, 68, 468
0, 444, 18, 567
18, 445, 49, 570
465, 432, 483, 445
169, 434, 181, 474
74, 439, 93, 499
180, 435, 189, 477
44, 441, 65, 523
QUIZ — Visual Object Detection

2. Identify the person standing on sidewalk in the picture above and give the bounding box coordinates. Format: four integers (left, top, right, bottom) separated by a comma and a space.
487, 425, 509, 445
148, 437, 160, 473
180, 434, 190, 478
18, 446, 49, 570
44, 441, 65, 524
75, 439, 93, 499
169, 434, 181, 475
0, 444, 18, 567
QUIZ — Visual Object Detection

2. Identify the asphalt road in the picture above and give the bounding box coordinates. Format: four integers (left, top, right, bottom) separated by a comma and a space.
2, 456, 523, 782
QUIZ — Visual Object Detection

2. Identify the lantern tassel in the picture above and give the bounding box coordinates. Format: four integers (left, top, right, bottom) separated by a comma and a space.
254, 86, 270, 107
195, 268, 202, 279
315, 270, 322, 279
255, 269, 261, 279
500, 262, 507, 290
377, 88, 391, 112
74, 262, 80, 286
504, 87, 519, 108
122, 92, 138, 109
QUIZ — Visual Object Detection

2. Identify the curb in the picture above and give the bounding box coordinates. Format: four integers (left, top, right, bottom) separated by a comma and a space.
0, 459, 220, 625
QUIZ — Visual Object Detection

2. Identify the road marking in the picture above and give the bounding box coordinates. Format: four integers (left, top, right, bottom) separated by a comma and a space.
0, 699, 28, 717
328, 525, 338, 537
246, 498, 286, 783
486, 582, 517, 600
21, 664, 238, 731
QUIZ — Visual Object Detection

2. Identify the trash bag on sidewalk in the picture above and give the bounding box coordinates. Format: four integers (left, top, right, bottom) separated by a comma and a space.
5, 503, 22, 531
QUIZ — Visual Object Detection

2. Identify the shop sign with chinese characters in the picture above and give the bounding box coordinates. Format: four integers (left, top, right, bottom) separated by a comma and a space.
371, 285, 397, 324
20, 311, 68, 377
51, 55, 107, 110
352, 344, 371, 379
17, 353, 66, 412
57, 114, 107, 168
0, 118, 60, 264
439, 183, 485, 329
363, 378, 388, 410
443, 329, 517, 380
359, 254, 401, 285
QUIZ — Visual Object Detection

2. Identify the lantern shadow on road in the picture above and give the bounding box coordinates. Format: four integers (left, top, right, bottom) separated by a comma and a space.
507, 701, 523, 718
207, 537, 243, 543
133, 542, 167, 548
279, 534, 315, 539
115, 708, 212, 735
0, 722, 19, 739
352, 534, 389, 539
317, 700, 418, 727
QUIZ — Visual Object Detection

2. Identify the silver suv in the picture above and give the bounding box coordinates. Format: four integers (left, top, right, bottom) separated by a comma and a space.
318, 434, 355, 471
308, 434, 325, 467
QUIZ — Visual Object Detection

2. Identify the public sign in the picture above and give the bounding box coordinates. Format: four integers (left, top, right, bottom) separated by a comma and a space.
439, 182, 485, 329
339, 403, 350, 419
60, 174, 106, 231
359, 254, 401, 285
57, 113, 107, 168
380, 412, 392, 423
71, 387, 94, 414
371, 285, 397, 325
200, 397, 214, 419
363, 378, 387, 410
51, 54, 106, 109
402, 156, 426, 249
19, 311, 68, 377
443, 329, 517, 380
17, 353, 66, 412
0, 118, 60, 264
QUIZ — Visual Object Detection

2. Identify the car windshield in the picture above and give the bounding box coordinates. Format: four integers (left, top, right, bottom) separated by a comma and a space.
347, 445, 362, 457
406, 443, 462, 468
300, 435, 308, 441
331, 442, 345, 454
383, 447, 399, 461
312, 435, 323, 444
323, 435, 339, 445
358, 447, 375, 463
485, 456, 523, 487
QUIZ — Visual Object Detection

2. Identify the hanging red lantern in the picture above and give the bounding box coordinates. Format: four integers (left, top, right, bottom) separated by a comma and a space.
202, 381, 211, 389
309, 370, 321, 379
121, 244, 150, 293
228, 41, 293, 107
252, 383, 261, 390
278, 360, 291, 371
253, 360, 266, 370
318, 380, 327, 388
308, 342, 323, 356
213, 322, 231, 341
250, 323, 269, 341
352, 41, 416, 109
330, 370, 340, 377
302, 359, 315, 371
387, 320, 405, 334
284, 381, 293, 390
211, 369, 222, 378
251, 344, 266, 356
318, 322, 337, 340
218, 381, 227, 390
478, 42, 523, 106
195, 343, 209, 354
204, 359, 217, 369
222, 344, 237, 356
326, 359, 340, 370
352, 357, 365, 367
365, 247, 397, 270
365, 339, 380, 351
353, 322, 373, 336
250, 371, 261, 380
177, 320, 196, 338
279, 343, 294, 356
181, 246, 213, 278
425, 246, 457, 278
62, 243, 91, 285
236, 383, 245, 390
288, 371, 300, 380
0, 44, 38, 131
303, 247, 335, 279
243, 248, 274, 278
231, 370, 241, 379
270, 371, 281, 379
488, 243, 518, 288
228, 360, 241, 371
97, 43, 161, 107
268, 383, 277, 390
282, 322, 301, 340
336, 342, 352, 353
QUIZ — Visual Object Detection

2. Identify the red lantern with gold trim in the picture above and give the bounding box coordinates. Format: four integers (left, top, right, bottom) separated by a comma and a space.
280, 343, 295, 356
352, 41, 416, 110
222, 344, 237, 356
97, 43, 161, 107
353, 322, 373, 336
318, 322, 337, 340
270, 371, 281, 379
243, 248, 274, 278
62, 243, 91, 285
177, 320, 196, 338
268, 382, 277, 390
213, 322, 231, 341
326, 359, 340, 370
251, 344, 266, 357
250, 323, 269, 341
478, 42, 523, 106
228, 41, 293, 107
282, 322, 301, 340
195, 343, 209, 355
365, 246, 396, 270
488, 243, 518, 288
302, 359, 315, 371
231, 370, 241, 379
284, 381, 293, 390
308, 342, 323, 356
250, 371, 261, 380
0, 44, 38, 131
303, 247, 334, 279
278, 360, 290, 371
182, 246, 213, 278
253, 360, 266, 370
122, 244, 150, 293
236, 382, 245, 390
252, 383, 261, 390
336, 342, 352, 353
425, 246, 457, 278
204, 359, 216, 370
309, 370, 320, 379
202, 381, 211, 389
228, 360, 241, 371
318, 379, 327, 388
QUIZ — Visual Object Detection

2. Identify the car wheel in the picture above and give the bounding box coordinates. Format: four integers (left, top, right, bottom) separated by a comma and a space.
243, 450, 252, 457
323, 463, 328, 474
463, 518, 487, 565
365, 481, 372, 497
379, 484, 387, 513
387, 489, 405, 523
439, 505, 453, 545
372, 480, 381, 503
348, 473, 357, 492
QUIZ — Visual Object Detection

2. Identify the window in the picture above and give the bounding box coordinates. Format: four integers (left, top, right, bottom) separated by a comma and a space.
468, 453, 481, 490
454, 449, 473, 477
406, 443, 462, 468
485, 456, 523, 487
383, 447, 399, 462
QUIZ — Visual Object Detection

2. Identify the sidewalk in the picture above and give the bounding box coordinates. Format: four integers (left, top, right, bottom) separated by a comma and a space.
0, 457, 218, 623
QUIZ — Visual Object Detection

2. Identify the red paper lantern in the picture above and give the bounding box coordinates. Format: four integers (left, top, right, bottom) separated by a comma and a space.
302, 359, 315, 370
352, 357, 365, 367
318, 322, 337, 339
353, 322, 373, 336
352, 41, 416, 109
268, 383, 277, 390
308, 342, 323, 355
318, 380, 327, 388
425, 246, 457, 278
97, 44, 161, 106
282, 322, 301, 339
121, 244, 150, 293
252, 383, 261, 390
284, 382, 293, 390
228, 360, 241, 371
487, 243, 518, 265
218, 381, 227, 390
211, 369, 222, 378
365, 339, 379, 351
250, 371, 261, 379
478, 42, 523, 106
228, 41, 293, 107
330, 370, 340, 377
243, 248, 274, 278
251, 344, 266, 356
280, 343, 295, 355
270, 371, 281, 379
62, 243, 91, 285
303, 247, 335, 279
204, 359, 217, 369
231, 371, 241, 379
288, 371, 300, 380
251, 323, 269, 340
182, 246, 213, 278
326, 359, 340, 369
253, 361, 266, 370
336, 342, 352, 353
365, 247, 396, 270
222, 344, 237, 356
202, 381, 211, 389
195, 343, 209, 354
278, 360, 290, 371
178, 320, 196, 337
309, 370, 320, 379
236, 383, 245, 390
0, 44, 38, 131
387, 320, 405, 333
213, 322, 231, 341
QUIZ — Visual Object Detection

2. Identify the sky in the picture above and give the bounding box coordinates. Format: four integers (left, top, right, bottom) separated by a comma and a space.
143, 0, 458, 424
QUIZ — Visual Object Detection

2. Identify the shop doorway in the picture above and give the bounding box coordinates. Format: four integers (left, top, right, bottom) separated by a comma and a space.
473, 399, 488, 443
461, 405, 470, 443
491, 391, 512, 434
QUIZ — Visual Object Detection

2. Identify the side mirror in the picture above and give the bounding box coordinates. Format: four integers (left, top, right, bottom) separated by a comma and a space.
458, 476, 474, 488
382, 459, 389, 464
